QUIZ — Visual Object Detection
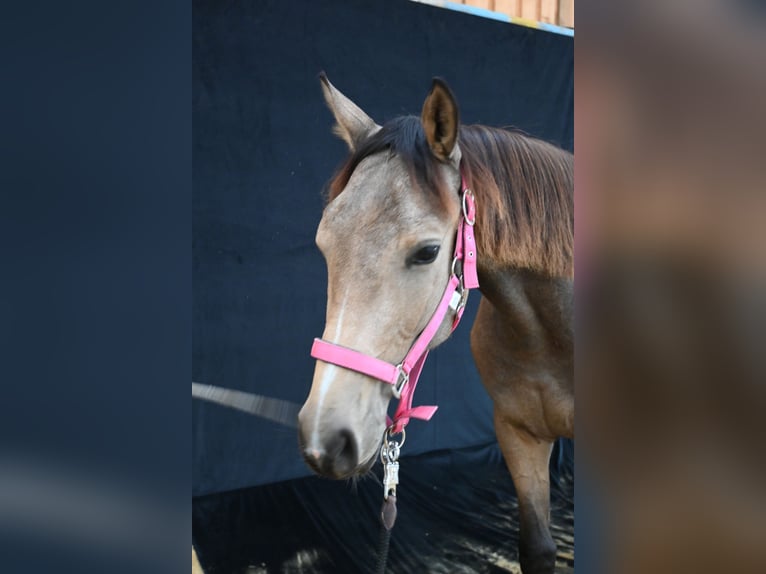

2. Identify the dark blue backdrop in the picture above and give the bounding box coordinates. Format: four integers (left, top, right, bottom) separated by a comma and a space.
193, 0, 573, 495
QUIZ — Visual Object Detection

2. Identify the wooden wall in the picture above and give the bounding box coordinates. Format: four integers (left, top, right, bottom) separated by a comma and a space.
457, 0, 574, 28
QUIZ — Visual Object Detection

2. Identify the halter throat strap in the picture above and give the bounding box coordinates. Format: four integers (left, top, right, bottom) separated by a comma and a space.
310, 169, 478, 433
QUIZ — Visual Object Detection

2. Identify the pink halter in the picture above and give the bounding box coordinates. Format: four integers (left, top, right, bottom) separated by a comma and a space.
311, 170, 479, 434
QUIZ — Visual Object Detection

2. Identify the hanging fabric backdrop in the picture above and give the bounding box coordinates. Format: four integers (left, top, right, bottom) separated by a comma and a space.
193, 0, 573, 496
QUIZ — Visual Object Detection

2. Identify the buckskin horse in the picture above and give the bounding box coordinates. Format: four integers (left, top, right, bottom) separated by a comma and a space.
298, 74, 573, 574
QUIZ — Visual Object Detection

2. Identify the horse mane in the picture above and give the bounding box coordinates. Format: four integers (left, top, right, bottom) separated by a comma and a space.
327, 117, 573, 278
459, 124, 573, 278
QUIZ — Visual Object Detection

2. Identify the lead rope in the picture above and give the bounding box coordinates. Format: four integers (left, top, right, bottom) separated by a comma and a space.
374, 521, 393, 574
375, 427, 404, 574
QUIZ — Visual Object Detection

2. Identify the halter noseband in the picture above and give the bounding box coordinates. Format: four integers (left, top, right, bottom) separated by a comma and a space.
310, 169, 479, 434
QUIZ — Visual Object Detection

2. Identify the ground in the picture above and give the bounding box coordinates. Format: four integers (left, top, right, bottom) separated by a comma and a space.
193, 442, 574, 573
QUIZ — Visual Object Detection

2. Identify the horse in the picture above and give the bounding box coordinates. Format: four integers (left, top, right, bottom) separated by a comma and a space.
297, 74, 573, 574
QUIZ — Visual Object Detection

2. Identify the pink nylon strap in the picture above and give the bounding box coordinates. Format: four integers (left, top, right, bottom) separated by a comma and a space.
399, 275, 460, 373
310, 169, 478, 432
311, 273, 461, 428
460, 173, 479, 289
388, 352, 436, 433
311, 339, 400, 385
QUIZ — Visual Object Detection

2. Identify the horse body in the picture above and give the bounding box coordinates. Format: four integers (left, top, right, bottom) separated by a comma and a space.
473, 267, 574, 440
462, 123, 574, 573
472, 267, 573, 572
298, 75, 573, 574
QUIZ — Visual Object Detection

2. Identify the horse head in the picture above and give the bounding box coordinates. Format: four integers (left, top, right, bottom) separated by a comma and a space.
297, 75, 466, 478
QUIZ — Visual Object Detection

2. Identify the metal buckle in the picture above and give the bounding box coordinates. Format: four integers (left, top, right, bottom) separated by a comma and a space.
461, 189, 475, 226
392, 364, 409, 399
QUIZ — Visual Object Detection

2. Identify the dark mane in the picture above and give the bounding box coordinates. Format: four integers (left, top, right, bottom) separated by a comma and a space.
460, 124, 573, 277
327, 118, 573, 278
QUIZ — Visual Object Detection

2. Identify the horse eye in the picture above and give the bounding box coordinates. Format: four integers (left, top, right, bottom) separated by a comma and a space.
408, 245, 440, 266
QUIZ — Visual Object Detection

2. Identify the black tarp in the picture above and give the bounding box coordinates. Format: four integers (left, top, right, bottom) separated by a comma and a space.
193, 0, 573, 496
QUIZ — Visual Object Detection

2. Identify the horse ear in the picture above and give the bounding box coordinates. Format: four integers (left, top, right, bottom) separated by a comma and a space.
319, 72, 380, 151
421, 78, 459, 162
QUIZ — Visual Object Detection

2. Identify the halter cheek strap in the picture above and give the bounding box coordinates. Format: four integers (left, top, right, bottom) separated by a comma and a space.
311, 170, 478, 434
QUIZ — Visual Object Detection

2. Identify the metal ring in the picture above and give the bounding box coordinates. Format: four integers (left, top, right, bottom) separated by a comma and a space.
385, 426, 406, 450
380, 427, 406, 463
462, 189, 476, 225
451, 256, 460, 277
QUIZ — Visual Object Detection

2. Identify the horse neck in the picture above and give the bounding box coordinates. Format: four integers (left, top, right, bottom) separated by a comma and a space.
476, 263, 573, 351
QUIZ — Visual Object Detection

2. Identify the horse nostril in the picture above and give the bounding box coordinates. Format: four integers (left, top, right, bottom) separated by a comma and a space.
304, 447, 322, 463
327, 428, 358, 478
301, 446, 324, 474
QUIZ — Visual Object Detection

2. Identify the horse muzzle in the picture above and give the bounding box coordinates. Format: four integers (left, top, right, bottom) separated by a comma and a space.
297, 415, 361, 479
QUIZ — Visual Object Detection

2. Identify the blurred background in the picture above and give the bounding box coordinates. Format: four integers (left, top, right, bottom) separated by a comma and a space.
576, 1, 766, 573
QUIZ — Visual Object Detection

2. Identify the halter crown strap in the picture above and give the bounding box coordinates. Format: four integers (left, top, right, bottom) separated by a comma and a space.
310, 169, 478, 433
459, 173, 479, 289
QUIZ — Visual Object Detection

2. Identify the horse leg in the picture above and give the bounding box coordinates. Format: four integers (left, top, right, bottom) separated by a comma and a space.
494, 411, 557, 574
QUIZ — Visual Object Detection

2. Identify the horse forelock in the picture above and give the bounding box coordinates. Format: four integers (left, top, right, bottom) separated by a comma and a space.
326, 116, 453, 214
